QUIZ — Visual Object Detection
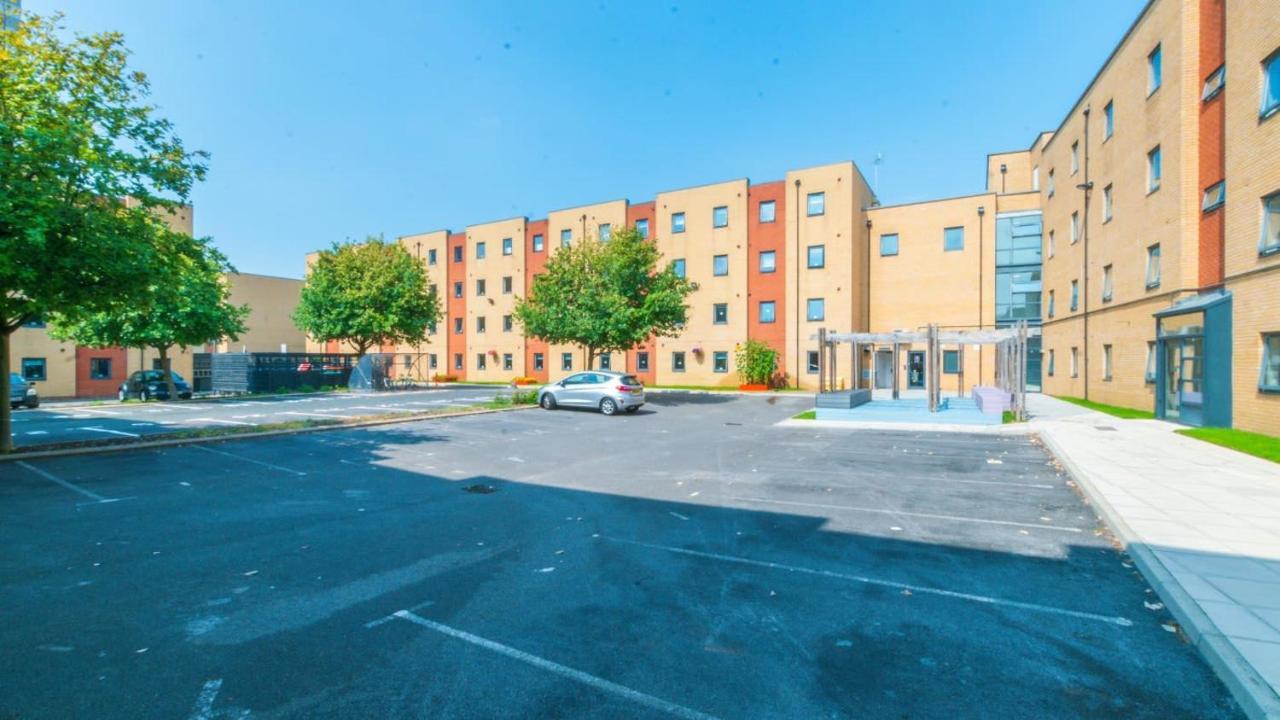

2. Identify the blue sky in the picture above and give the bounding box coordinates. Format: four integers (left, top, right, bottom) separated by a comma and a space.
32, 0, 1146, 278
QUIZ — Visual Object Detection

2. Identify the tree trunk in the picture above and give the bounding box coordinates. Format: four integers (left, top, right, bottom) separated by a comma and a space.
585, 346, 595, 371
159, 346, 178, 400
1, 330, 12, 453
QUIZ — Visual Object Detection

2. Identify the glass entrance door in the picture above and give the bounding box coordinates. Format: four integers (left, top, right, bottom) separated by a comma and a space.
1163, 336, 1204, 425
907, 352, 925, 389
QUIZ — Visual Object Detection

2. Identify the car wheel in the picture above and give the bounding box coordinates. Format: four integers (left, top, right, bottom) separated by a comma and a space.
599, 398, 618, 416
118, 388, 127, 402
140, 388, 150, 402
25, 398, 38, 409
540, 394, 557, 410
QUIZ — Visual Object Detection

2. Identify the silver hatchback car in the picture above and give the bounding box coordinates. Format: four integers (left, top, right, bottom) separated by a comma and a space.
537, 370, 645, 415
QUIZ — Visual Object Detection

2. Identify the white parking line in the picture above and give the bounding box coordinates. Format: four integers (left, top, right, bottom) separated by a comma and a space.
16, 461, 111, 503
70, 407, 122, 417
600, 537, 1132, 627
25, 430, 48, 436
726, 496, 1084, 533
189, 445, 307, 476
390, 610, 722, 720
80, 427, 141, 438
185, 418, 253, 426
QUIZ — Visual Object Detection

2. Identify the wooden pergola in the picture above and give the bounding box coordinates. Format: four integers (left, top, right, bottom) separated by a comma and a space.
814, 321, 1037, 420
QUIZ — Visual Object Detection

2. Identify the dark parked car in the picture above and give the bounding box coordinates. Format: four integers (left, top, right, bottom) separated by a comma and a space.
119, 370, 192, 401
9, 372, 39, 409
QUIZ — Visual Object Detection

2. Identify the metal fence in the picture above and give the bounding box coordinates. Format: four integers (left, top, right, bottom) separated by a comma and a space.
210, 352, 358, 394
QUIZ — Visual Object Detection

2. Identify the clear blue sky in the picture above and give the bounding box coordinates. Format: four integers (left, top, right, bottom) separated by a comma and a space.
32, 0, 1146, 279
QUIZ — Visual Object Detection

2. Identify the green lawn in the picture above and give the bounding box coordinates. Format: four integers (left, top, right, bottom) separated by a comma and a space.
1055, 396, 1155, 419
793, 410, 816, 420
1176, 427, 1280, 464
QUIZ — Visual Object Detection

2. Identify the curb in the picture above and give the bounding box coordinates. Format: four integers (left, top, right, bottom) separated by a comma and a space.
1, 405, 538, 463
1038, 425, 1280, 720
646, 388, 807, 398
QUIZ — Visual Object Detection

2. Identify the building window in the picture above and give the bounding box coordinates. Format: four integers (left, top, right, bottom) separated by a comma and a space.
879, 233, 899, 256
561, 353, 573, 371
713, 254, 729, 276
713, 303, 728, 324
1071, 141, 1079, 175
1048, 169, 1055, 197
476, 353, 487, 371
1145, 342, 1157, 383
503, 353, 513, 371
712, 351, 729, 373
672, 352, 686, 372
806, 351, 819, 374
758, 301, 776, 324
1070, 347, 1079, 378
503, 315, 513, 332
943, 226, 964, 252
1146, 244, 1162, 288
806, 298, 825, 321
1148, 146, 1162, 192
429, 318, 438, 335
533, 233, 545, 252
637, 351, 650, 371
1048, 230, 1055, 258
1148, 44, 1162, 95
476, 316, 486, 333
636, 219, 649, 239
1102, 265, 1113, 302
806, 192, 825, 216
598, 223, 611, 242
502, 276, 513, 294
1103, 184, 1113, 221
534, 353, 545, 371
1202, 181, 1226, 212
599, 352, 611, 370
560, 228, 572, 247
1033, 165, 1040, 191
942, 350, 960, 374
1103, 344, 1113, 381
88, 357, 112, 380
453, 245, 463, 263
428, 248, 438, 265
712, 206, 728, 228
1261, 334, 1280, 391
453, 281, 463, 298
1047, 290, 1055, 318
759, 250, 776, 273
429, 354, 438, 370
807, 245, 825, 268
453, 318, 463, 334
759, 200, 776, 223
671, 258, 686, 278
454, 353, 463, 370
501, 237, 512, 256
22, 316, 46, 329
1202, 64, 1225, 102
1047, 349, 1055, 377
672, 212, 686, 234
1103, 100, 1114, 139
475, 279, 486, 296
476, 242, 486, 259
1070, 212, 1079, 244
1070, 279, 1079, 311
1265, 50, 1280, 118
1262, 192, 1280, 255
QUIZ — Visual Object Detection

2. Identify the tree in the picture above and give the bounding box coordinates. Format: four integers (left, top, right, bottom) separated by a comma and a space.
0, 13, 208, 450
514, 226, 695, 369
293, 237, 441, 357
50, 227, 250, 400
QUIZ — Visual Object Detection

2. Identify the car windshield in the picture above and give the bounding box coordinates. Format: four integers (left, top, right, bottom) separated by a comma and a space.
620, 375, 642, 386
9, 373, 25, 386
144, 371, 186, 383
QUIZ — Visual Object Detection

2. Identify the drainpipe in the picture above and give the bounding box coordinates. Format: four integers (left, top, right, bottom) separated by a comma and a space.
865, 217, 873, 390
1077, 106, 1094, 400
794, 178, 802, 389
977, 205, 986, 385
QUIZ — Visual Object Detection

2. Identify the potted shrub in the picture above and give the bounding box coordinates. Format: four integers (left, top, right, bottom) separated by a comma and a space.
735, 340, 777, 391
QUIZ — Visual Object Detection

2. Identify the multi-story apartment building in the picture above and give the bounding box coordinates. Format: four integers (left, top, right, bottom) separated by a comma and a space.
307, 0, 1277, 436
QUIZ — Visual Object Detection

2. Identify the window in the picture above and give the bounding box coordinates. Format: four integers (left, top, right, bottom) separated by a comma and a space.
1070, 212, 1079, 244
454, 353, 463, 370
713, 351, 729, 373
1265, 50, 1280, 118
89, 357, 111, 380
1048, 169, 1055, 197
1047, 290, 1055, 318
429, 318, 438, 335
1145, 342, 1157, 383
476, 353, 487, 371
1262, 192, 1280, 254
806, 351, 819, 374
453, 281, 463, 298
1104, 100, 1114, 139
806, 192, 825, 216
1048, 230, 1055, 258
1103, 184, 1113, 221
1202, 64, 1225, 102
879, 233, 899, 256
533, 234, 545, 252
533, 353, 544, 371
671, 258, 686, 278
1148, 44, 1162, 95
1102, 264, 1113, 302
759, 200, 776, 223
1070, 347, 1079, 378
501, 237, 513, 256
599, 353, 611, 370
943, 350, 960, 374
453, 245, 463, 262
759, 250, 776, 273
672, 352, 686, 372
943, 226, 964, 251
22, 316, 45, 328
502, 276, 512, 294
476, 316, 486, 333
1033, 165, 1040, 191
453, 317, 463, 334
560, 228, 572, 247
712, 206, 728, 228
503, 353, 513, 371
599, 223, 611, 242
759, 301, 776, 324
1071, 141, 1079, 175
1146, 244, 1162, 288
561, 353, 573, 371
995, 266, 1042, 323
475, 279, 486, 296
1202, 181, 1226, 212
429, 354, 438, 370
1103, 344, 1113, 381
807, 245, 825, 268
806, 298, 825, 321
713, 254, 729, 276
1148, 146, 1162, 192
1047, 349, 1055, 377
503, 315, 513, 332
428, 248, 438, 265
713, 303, 728, 324
1070, 279, 1079, 311
476, 242, 486, 259
1261, 334, 1280, 391
636, 219, 649, 239
672, 212, 686, 234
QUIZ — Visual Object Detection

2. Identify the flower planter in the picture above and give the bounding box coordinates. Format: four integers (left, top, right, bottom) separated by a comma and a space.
738, 383, 769, 392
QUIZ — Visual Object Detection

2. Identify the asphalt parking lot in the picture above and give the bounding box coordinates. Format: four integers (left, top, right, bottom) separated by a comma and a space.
6, 386, 500, 447
0, 393, 1241, 719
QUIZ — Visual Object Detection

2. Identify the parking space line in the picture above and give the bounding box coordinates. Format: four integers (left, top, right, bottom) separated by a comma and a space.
390, 610, 722, 720
80, 427, 141, 438
17, 461, 111, 503
69, 407, 122, 417
189, 445, 307, 476
726, 496, 1083, 533
279, 410, 348, 419
184, 418, 253, 426
600, 537, 1133, 627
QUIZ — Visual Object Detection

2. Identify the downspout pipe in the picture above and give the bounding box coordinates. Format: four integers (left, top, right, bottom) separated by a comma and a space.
1077, 106, 1094, 400
977, 205, 986, 384
793, 178, 802, 389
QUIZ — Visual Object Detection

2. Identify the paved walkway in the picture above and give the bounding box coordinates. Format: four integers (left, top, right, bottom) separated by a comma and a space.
1029, 395, 1280, 719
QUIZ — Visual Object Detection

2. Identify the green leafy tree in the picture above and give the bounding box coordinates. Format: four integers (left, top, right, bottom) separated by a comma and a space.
293, 237, 442, 357
735, 339, 779, 386
50, 228, 250, 400
514, 226, 695, 370
0, 13, 208, 450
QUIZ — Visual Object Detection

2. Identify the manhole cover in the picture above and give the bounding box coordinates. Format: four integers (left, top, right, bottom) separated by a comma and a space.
463, 484, 497, 494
